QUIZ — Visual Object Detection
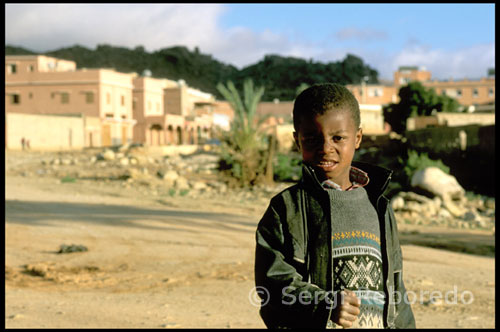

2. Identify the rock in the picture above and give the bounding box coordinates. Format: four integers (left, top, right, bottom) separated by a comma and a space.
462, 210, 479, 222
119, 157, 129, 166
58, 244, 88, 254
485, 198, 495, 209
411, 167, 465, 200
161, 170, 180, 186
174, 176, 190, 191
128, 155, 148, 165
101, 149, 115, 161
391, 196, 405, 211
8, 314, 24, 320
433, 196, 442, 210
89, 156, 97, 164
442, 197, 467, 218
400, 191, 433, 204
438, 208, 452, 220
403, 201, 423, 213
191, 181, 208, 191
60, 158, 72, 166
125, 168, 142, 180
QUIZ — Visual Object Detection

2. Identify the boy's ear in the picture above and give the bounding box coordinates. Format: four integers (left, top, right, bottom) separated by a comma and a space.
355, 127, 363, 149
293, 131, 300, 150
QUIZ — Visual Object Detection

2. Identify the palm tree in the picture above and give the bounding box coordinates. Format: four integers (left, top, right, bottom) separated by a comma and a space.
216, 79, 271, 186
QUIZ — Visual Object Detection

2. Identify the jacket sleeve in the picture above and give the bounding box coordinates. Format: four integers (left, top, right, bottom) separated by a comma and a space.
388, 206, 416, 329
254, 201, 335, 328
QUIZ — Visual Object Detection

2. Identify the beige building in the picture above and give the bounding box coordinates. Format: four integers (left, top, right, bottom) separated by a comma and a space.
5, 55, 221, 150
346, 83, 398, 106
346, 66, 495, 108
5, 55, 137, 148
133, 77, 218, 146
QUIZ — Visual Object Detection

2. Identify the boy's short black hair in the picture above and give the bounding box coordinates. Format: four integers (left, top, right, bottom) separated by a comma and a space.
293, 83, 360, 131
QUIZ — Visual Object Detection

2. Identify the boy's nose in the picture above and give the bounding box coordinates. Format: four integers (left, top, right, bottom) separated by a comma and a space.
320, 140, 335, 153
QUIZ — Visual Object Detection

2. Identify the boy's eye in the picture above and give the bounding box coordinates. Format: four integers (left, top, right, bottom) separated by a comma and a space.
332, 136, 344, 142
303, 137, 322, 146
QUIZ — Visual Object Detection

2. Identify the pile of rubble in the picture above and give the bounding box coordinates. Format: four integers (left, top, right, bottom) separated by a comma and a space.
6, 148, 495, 231
391, 167, 495, 231
7, 146, 288, 204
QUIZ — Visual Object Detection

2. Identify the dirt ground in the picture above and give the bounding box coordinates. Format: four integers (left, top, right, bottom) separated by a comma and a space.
5, 152, 495, 328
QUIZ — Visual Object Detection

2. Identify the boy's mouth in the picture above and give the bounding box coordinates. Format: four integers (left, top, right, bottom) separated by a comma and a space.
316, 160, 338, 171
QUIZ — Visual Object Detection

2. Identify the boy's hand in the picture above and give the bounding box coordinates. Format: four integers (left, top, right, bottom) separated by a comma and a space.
331, 290, 361, 328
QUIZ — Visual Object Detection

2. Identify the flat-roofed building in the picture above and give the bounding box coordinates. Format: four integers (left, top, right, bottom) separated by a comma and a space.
5, 55, 137, 148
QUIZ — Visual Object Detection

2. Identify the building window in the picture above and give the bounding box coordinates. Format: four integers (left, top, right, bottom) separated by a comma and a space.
121, 95, 125, 106
489, 88, 494, 97
156, 102, 160, 112
9, 94, 20, 104
473, 89, 479, 98
28, 65, 34, 72
456, 89, 462, 97
29, 92, 33, 99
85, 92, 94, 104
148, 101, 152, 111
132, 98, 136, 110
105, 113, 113, 118
7, 64, 17, 74
61, 92, 70, 104
106, 93, 111, 104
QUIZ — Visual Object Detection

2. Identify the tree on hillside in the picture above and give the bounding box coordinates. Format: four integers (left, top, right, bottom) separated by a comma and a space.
216, 79, 273, 187
383, 81, 461, 134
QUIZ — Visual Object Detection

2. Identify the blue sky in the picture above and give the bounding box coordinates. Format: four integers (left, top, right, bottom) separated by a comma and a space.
5, 3, 495, 81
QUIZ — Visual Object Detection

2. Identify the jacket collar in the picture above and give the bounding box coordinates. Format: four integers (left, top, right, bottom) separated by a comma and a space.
300, 161, 393, 200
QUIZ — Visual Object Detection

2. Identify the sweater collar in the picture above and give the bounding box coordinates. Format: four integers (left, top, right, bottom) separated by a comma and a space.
300, 161, 393, 199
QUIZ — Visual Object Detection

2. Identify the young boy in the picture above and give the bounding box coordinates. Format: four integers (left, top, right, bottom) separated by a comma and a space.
254, 83, 415, 329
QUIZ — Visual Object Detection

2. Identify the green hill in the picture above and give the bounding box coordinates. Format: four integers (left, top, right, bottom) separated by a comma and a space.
5, 44, 379, 101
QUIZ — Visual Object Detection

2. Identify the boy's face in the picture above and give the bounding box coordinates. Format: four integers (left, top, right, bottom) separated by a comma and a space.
294, 108, 362, 189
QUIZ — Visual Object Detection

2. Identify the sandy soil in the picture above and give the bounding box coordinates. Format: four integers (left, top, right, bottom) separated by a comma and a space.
5, 154, 495, 328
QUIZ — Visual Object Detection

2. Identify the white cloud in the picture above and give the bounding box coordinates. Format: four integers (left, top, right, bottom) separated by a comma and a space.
335, 27, 388, 42
5, 4, 226, 52
5, 4, 494, 81
389, 42, 495, 80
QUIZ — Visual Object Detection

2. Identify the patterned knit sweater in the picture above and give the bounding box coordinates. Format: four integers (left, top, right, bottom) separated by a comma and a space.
325, 186, 385, 329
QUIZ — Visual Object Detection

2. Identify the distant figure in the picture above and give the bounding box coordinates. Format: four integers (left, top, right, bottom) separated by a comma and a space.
21, 137, 25, 151
254, 83, 415, 329
26, 139, 31, 150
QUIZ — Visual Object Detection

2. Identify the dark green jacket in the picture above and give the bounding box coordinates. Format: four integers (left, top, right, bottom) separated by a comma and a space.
255, 161, 416, 329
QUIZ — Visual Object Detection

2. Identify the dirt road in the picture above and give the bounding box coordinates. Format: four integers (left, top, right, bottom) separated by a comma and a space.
5, 171, 495, 328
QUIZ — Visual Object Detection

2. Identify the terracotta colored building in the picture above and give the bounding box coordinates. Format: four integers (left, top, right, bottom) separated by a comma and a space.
346, 66, 495, 108
5, 55, 220, 149
5, 55, 136, 148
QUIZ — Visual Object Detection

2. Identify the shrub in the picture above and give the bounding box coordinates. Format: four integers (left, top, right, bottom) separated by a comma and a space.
402, 150, 450, 179
273, 153, 302, 182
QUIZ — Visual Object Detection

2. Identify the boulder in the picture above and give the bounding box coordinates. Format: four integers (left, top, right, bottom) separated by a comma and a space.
191, 181, 208, 191
484, 198, 495, 210
119, 157, 129, 166
442, 197, 466, 218
101, 149, 116, 161
391, 196, 405, 211
174, 176, 190, 191
161, 170, 180, 184
411, 167, 465, 200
